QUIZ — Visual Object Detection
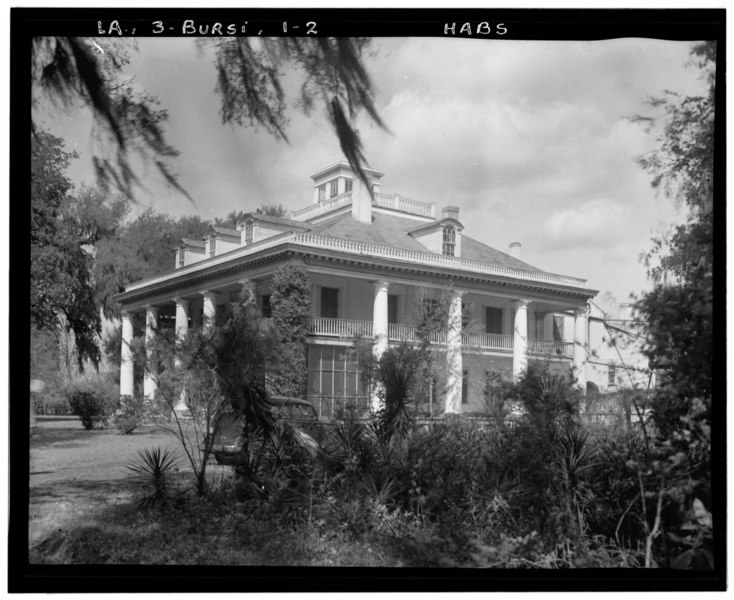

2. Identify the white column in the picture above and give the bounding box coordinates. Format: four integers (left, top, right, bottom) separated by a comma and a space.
371, 281, 390, 412
173, 298, 191, 415
143, 306, 158, 399
174, 298, 190, 367
445, 290, 463, 414
573, 307, 589, 392
201, 291, 217, 330
120, 310, 135, 398
513, 300, 529, 380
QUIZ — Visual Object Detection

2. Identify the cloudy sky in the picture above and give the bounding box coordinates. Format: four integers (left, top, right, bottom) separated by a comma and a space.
35, 35, 710, 313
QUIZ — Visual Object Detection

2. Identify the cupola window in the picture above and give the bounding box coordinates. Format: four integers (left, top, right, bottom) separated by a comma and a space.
245, 222, 254, 245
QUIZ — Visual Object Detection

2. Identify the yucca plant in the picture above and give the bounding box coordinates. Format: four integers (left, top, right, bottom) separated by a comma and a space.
127, 446, 179, 509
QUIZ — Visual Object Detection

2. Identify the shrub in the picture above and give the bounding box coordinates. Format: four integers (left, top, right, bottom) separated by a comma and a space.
65, 375, 118, 429
127, 446, 179, 509
112, 395, 144, 434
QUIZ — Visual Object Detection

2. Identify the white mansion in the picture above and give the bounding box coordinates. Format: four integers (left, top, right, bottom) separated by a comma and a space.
115, 161, 650, 417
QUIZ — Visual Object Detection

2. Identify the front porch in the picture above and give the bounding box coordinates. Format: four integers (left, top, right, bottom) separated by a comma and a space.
309, 317, 574, 358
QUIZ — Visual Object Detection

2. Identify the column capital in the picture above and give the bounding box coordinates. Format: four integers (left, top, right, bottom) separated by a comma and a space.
173, 296, 190, 308
514, 299, 531, 310
372, 280, 390, 292
448, 288, 465, 299
144, 304, 159, 315
573, 306, 590, 318
200, 290, 218, 300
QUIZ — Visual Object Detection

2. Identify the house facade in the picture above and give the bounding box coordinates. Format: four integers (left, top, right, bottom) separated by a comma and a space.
115, 161, 624, 418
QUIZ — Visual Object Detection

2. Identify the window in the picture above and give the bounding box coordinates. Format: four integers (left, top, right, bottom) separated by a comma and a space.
442, 225, 456, 256
608, 365, 616, 387
553, 316, 564, 342
261, 294, 272, 318
320, 287, 339, 319
209, 236, 216, 258
245, 222, 253, 245
318, 184, 326, 202
485, 307, 503, 335
178, 248, 185, 268
345, 179, 353, 193
388, 294, 399, 325
329, 179, 338, 198
462, 369, 469, 404
308, 345, 368, 418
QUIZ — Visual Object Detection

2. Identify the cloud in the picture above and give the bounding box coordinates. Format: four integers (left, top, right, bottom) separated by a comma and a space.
537, 198, 627, 252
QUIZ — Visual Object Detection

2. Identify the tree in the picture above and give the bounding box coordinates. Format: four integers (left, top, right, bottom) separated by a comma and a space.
630, 41, 716, 568
93, 209, 209, 318
31, 130, 101, 368
268, 265, 312, 397
32, 36, 387, 201
633, 41, 715, 430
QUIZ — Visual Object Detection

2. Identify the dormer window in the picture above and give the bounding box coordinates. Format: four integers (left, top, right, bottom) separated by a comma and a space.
318, 184, 326, 202
245, 222, 253, 245
178, 248, 185, 268
209, 236, 216, 258
329, 179, 338, 198
442, 225, 456, 256
345, 179, 353, 193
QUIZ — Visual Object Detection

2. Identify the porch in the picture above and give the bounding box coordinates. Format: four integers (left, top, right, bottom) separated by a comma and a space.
309, 317, 573, 358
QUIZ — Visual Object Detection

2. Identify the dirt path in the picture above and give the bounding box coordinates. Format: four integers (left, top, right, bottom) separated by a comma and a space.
28, 420, 227, 555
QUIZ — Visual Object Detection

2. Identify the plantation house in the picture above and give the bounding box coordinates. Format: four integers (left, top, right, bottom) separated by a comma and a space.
115, 161, 649, 417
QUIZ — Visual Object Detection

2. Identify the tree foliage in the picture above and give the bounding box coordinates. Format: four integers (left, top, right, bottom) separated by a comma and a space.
269, 265, 312, 397
633, 41, 715, 430
93, 209, 209, 317
31, 130, 101, 367
32, 36, 387, 201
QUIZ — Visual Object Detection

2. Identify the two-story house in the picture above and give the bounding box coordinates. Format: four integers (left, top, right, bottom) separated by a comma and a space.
115, 160, 605, 418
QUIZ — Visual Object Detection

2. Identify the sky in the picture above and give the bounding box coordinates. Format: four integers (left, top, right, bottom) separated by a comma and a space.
34, 35, 711, 314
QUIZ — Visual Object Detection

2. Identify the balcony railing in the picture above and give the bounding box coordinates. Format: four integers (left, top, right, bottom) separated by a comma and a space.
289, 192, 354, 221
461, 331, 514, 351
374, 193, 436, 218
310, 317, 373, 338
311, 319, 570, 357
528, 339, 573, 358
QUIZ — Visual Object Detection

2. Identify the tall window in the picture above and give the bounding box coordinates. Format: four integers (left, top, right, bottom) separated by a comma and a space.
345, 179, 353, 193
320, 287, 339, 319
462, 369, 469, 404
261, 294, 272, 318
329, 179, 338, 198
245, 222, 253, 245
552, 316, 564, 342
388, 294, 399, 325
209, 236, 216, 258
442, 225, 456, 256
318, 184, 326, 202
178, 248, 185, 268
485, 307, 503, 335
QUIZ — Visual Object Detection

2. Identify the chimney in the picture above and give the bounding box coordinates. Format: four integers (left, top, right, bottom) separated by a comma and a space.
351, 175, 373, 224
442, 206, 460, 221
509, 241, 522, 259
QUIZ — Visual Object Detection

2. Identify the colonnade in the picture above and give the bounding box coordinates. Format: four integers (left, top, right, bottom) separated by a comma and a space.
120, 280, 589, 412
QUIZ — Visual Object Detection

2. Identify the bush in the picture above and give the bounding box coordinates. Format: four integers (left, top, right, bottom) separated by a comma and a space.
65, 375, 118, 430
112, 395, 145, 434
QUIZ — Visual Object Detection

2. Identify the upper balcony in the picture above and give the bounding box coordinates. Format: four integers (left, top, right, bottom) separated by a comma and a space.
309, 317, 573, 358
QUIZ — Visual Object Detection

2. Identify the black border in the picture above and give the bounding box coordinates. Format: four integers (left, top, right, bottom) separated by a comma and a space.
10, 6, 726, 593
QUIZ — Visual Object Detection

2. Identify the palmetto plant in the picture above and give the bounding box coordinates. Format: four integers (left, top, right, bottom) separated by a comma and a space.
127, 446, 179, 509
